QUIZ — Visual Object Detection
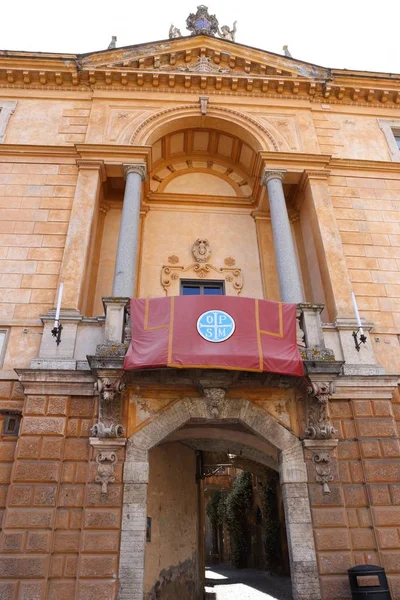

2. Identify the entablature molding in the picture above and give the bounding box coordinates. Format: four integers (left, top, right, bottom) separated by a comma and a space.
0, 36, 399, 107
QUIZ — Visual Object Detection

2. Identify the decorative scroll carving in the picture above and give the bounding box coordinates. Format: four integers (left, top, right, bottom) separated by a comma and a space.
305, 382, 336, 440
161, 264, 243, 294
192, 238, 211, 263
202, 388, 226, 418
95, 450, 118, 494
312, 451, 334, 495
91, 376, 125, 438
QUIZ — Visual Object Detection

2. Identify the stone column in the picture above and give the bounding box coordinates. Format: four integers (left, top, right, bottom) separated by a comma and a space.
262, 169, 304, 303
59, 160, 105, 310
112, 164, 147, 298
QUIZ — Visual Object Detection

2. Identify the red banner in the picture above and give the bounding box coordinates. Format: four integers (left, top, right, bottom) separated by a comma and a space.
124, 296, 303, 377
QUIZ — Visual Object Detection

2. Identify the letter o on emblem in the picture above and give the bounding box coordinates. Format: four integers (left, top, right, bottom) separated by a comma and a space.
197, 309, 235, 343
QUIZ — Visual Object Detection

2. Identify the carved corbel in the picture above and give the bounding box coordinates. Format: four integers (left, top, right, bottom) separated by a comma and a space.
95, 450, 118, 494
312, 451, 333, 495
91, 375, 125, 438
303, 438, 338, 496
202, 387, 226, 419
305, 381, 336, 440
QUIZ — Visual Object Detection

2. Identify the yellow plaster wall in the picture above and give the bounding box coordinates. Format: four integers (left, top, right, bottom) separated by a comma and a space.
4, 98, 91, 145
139, 209, 264, 299
312, 108, 399, 160
144, 442, 199, 595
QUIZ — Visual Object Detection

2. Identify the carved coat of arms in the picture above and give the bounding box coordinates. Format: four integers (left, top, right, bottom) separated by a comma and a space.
192, 238, 211, 263
186, 5, 219, 36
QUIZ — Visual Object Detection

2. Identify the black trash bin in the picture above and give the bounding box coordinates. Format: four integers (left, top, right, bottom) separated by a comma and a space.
348, 565, 392, 600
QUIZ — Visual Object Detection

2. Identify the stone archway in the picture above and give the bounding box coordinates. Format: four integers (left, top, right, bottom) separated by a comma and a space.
118, 395, 321, 600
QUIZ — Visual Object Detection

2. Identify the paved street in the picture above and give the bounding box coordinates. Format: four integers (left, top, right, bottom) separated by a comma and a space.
205, 565, 293, 600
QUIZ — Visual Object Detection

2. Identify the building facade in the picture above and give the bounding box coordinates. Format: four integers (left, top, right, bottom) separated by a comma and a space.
0, 7, 400, 600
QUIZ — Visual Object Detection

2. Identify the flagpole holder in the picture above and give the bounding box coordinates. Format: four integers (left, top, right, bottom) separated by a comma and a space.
51, 322, 63, 346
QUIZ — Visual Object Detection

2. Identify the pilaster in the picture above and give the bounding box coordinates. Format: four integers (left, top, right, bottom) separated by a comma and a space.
59, 159, 106, 311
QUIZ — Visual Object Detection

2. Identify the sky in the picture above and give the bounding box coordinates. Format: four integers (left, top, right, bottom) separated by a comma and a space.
1, 0, 399, 74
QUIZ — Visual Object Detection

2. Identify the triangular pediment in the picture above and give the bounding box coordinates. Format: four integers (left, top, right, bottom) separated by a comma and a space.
78, 35, 330, 81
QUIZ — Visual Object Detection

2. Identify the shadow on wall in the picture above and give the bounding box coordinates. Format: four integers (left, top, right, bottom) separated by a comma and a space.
145, 554, 202, 600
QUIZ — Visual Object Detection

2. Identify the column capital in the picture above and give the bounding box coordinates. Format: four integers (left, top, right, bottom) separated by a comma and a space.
76, 159, 106, 181
123, 163, 147, 181
261, 168, 286, 186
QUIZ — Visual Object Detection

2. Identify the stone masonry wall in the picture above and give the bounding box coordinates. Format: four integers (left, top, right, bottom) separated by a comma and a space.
0, 390, 123, 600
0, 159, 78, 371
306, 383, 400, 600
331, 174, 400, 373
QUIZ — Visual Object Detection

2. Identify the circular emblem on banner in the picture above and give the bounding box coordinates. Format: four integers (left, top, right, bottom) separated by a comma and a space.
197, 309, 235, 343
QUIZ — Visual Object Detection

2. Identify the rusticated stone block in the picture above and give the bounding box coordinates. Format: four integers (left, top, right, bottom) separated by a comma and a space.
311, 508, 347, 527
0, 441, 17, 461
82, 531, 119, 552
390, 484, 400, 504
48, 580, 77, 600
64, 438, 89, 461
58, 485, 84, 507
26, 531, 50, 552
70, 397, 95, 417
50, 555, 64, 578
309, 484, 344, 506
0, 556, 46, 577
320, 575, 352, 600
24, 396, 47, 415
357, 508, 373, 527
382, 550, 400, 572
368, 484, 391, 505
338, 441, 360, 460
16, 436, 40, 459
6, 508, 53, 529
318, 552, 352, 574
47, 396, 68, 415
79, 555, 118, 577
349, 461, 363, 483
64, 555, 78, 577
361, 440, 381, 458
14, 460, 59, 482
377, 527, 400, 548
0, 532, 24, 552
365, 461, 400, 482
40, 437, 64, 460
373, 400, 393, 417
76, 580, 118, 600
353, 400, 372, 416
83, 509, 120, 529
350, 528, 376, 550
357, 418, 397, 437
0, 582, 16, 600
381, 439, 400, 457
86, 483, 122, 507
33, 485, 56, 506
342, 420, 356, 438
0, 464, 12, 483
330, 401, 352, 418
372, 506, 400, 526
343, 485, 367, 507
315, 528, 351, 551
54, 532, 80, 553
22, 416, 66, 436
9, 485, 32, 506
